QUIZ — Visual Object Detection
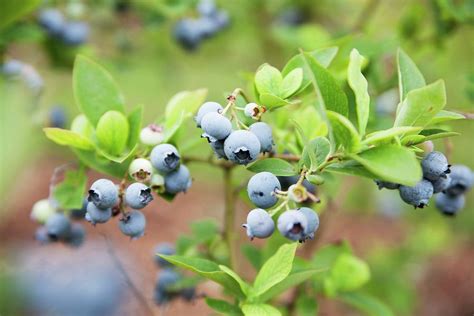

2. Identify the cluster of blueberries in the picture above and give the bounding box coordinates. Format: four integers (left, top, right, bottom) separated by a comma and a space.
173, 0, 230, 51
1, 59, 44, 95
31, 199, 86, 247
38, 8, 89, 46
376, 151, 473, 216
195, 101, 273, 164
243, 172, 320, 242
153, 243, 196, 305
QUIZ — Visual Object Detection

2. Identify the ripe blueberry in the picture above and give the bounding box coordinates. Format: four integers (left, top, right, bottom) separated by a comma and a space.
197, 0, 217, 17
60, 21, 89, 46
164, 165, 192, 194
214, 10, 230, 29
224, 130, 261, 165
38, 9, 64, 35
249, 122, 274, 153
70, 198, 88, 219
64, 223, 86, 248
195, 102, 223, 127
181, 287, 196, 301
374, 180, 400, 190
119, 210, 146, 239
1, 59, 24, 77
421, 151, 450, 181
201, 112, 232, 142
431, 175, 451, 194
35, 226, 52, 244
242, 208, 275, 240
210, 139, 227, 159
247, 172, 281, 208
150, 144, 181, 174
156, 269, 181, 293
45, 213, 71, 240
173, 19, 203, 51
435, 193, 465, 216
85, 202, 112, 224
155, 242, 175, 267
48, 106, 67, 128
196, 17, 219, 38
445, 164, 474, 196
125, 183, 153, 209
129, 158, 154, 182
399, 179, 434, 208
140, 124, 164, 146
88, 179, 118, 209
298, 207, 319, 240
30, 199, 56, 224
277, 210, 308, 242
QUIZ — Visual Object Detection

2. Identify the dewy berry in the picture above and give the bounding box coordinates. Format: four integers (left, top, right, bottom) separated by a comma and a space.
445, 164, 474, 196
164, 165, 192, 194
119, 210, 146, 239
431, 175, 451, 194
224, 130, 261, 165
30, 199, 56, 224
298, 207, 319, 240
154, 243, 176, 267
150, 144, 181, 174
399, 179, 434, 208
435, 193, 465, 216
45, 213, 71, 239
85, 202, 112, 224
421, 151, 450, 181
249, 122, 274, 153
277, 210, 308, 242
195, 102, 223, 127
247, 172, 281, 208
374, 180, 400, 190
129, 158, 153, 182
242, 208, 275, 240
88, 179, 119, 209
201, 112, 232, 142
125, 183, 153, 209
140, 124, 164, 146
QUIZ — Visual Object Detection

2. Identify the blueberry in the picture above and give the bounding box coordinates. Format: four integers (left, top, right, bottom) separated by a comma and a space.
224, 130, 261, 165
45, 213, 71, 240
154, 289, 169, 306
30, 199, 56, 224
125, 183, 153, 209
70, 198, 87, 219
298, 207, 319, 240
1, 59, 24, 77
421, 151, 450, 181
431, 175, 451, 193
195, 102, 223, 127
197, 0, 217, 17
156, 269, 181, 293
435, 193, 465, 216
277, 210, 308, 242
214, 10, 230, 29
374, 180, 400, 190
201, 112, 232, 142
64, 223, 85, 247
154, 243, 175, 267
249, 122, 274, 153
244, 103, 259, 118
22, 65, 44, 94
88, 179, 118, 209
399, 179, 434, 208
48, 106, 67, 128
140, 124, 164, 146
85, 202, 112, 224
38, 9, 65, 35
164, 165, 192, 194
119, 210, 146, 239
247, 172, 281, 208
276, 8, 305, 26
181, 287, 196, 302
195, 17, 219, 38
129, 158, 153, 182
173, 19, 203, 51
60, 21, 89, 46
35, 226, 52, 244
242, 208, 275, 240
150, 144, 181, 174
445, 164, 474, 195
210, 139, 227, 159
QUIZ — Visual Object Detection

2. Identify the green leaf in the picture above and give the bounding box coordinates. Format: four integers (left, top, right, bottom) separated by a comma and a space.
280, 68, 303, 99
295, 293, 318, 316
95, 111, 130, 156
394, 80, 446, 128
400, 135, 426, 146
241, 304, 281, 316
251, 243, 297, 298
219, 265, 250, 295
73, 55, 125, 126
339, 292, 394, 316
96, 144, 138, 164
351, 144, 422, 186
0, 0, 41, 30
165, 89, 208, 125
255, 64, 283, 95
301, 137, 331, 171
70, 114, 94, 139
260, 93, 291, 109
159, 255, 245, 298
362, 127, 422, 145
242, 244, 263, 271
348, 49, 370, 136
325, 161, 377, 179
327, 111, 360, 153
127, 106, 143, 148
300, 52, 349, 117
259, 269, 324, 302
43, 128, 94, 150
397, 48, 426, 102
419, 129, 460, 141
429, 110, 465, 125
325, 253, 370, 293
205, 298, 243, 315
247, 158, 295, 176
191, 219, 219, 243
52, 168, 87, 209
72, 149, 129, 178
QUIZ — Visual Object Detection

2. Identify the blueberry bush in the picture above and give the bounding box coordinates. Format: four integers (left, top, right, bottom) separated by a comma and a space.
1, 1, 473, 315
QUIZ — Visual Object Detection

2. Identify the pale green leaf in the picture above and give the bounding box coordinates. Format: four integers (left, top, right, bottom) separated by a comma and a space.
0, 0, 41, 30
95, 110, 130, 156
280, 68, 303, 99
205, 298, 243, 315
247, 158, 295, 176
301, 137, 331, 171
362, 127, 422, 145
325, 161, 377, 179
71, 149, 129, 178
429, 110, 465, 125
219, 265, 250, 295
242, 304, 281, 316
260, 93, 291, 109
348, 49, 370, 136
397, 48, 426, 102
339, 292, 394, 316
43, 128, 94, 150
53, 168, 87, 209
327, 111, 360, 153
242, 244, 263, 271
165, 88, 208, 125
127, 105, 143, 148
255, 64, 283, 95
